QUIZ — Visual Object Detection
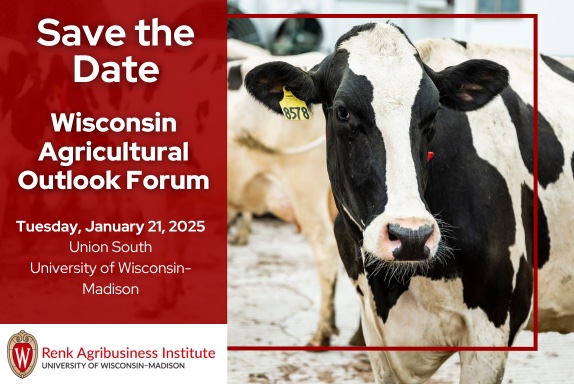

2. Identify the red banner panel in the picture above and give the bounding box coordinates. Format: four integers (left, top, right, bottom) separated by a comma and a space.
0, 0, 227, 324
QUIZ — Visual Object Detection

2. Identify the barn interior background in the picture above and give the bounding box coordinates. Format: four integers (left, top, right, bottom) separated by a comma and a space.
227, 0, 574, 383
229, 0, 573, 56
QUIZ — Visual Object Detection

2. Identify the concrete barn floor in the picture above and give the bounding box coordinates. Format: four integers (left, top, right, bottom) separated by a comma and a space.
228, 217, 574, 383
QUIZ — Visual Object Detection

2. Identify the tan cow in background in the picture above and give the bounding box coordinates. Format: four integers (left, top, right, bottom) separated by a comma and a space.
227, 50, 342, 346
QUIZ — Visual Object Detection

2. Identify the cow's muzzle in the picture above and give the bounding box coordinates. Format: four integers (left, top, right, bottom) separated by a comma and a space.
363, 215, 441, 262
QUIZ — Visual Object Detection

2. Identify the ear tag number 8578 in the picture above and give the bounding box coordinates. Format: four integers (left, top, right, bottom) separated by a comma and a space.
279, 86, 311, 121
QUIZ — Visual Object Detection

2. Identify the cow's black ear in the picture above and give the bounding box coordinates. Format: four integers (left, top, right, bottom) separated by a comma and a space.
424, 60, 509, 112
245, 61, 320, 115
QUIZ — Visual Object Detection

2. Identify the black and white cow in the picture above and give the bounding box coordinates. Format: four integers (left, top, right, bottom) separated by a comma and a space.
246, 22, 574, 383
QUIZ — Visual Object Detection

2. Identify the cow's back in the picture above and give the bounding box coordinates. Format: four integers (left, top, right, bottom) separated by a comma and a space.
418, 38, 574, 333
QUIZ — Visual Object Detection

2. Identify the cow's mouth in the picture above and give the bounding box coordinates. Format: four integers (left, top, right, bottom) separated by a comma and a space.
392, 245, 431, 261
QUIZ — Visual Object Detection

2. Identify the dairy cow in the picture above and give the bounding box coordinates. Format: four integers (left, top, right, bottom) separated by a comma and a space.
246, 22, 574, 383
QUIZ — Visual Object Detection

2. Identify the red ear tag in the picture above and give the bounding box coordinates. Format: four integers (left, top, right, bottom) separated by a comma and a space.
427, 151, 435, 162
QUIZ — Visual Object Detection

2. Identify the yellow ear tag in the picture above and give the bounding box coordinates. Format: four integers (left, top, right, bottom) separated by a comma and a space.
279, 86, 311, 121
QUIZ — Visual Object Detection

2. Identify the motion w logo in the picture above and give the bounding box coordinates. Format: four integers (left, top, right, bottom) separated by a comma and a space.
7, 330, 38, 378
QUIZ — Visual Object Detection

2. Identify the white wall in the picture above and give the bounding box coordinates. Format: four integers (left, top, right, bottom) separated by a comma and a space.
320, 18, 457, 53
233, 0, 571, 56
454, 0, 571, 55
524, 0, 574, 56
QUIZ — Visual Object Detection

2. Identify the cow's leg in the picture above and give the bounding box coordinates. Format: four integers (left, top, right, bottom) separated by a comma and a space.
227, 209, 238, 226
459, 351, 508, 384
349, 316, 365, 346
302, 223, 339, 346
358, 301, 400, 383
289, 196, 339, 346
229, 211, 253, 246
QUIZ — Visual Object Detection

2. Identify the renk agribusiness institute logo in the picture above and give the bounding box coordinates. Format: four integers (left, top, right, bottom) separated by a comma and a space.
7, 330, 38, 378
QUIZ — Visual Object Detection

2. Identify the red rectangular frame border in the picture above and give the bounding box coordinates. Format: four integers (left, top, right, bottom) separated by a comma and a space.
227, 13, 539, 352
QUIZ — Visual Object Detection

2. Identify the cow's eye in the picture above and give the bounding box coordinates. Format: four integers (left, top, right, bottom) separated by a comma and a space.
336, 106, 350, 122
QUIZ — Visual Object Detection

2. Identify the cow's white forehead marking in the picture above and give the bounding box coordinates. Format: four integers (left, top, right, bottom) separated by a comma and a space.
339, 24, 418, 57
340, 24, 438, 256
338, 24, 421, 116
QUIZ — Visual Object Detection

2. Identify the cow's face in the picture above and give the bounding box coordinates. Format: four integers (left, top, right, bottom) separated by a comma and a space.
246, 23, 508, 265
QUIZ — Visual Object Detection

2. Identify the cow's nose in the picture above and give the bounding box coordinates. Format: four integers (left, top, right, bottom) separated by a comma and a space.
387, 223, 434, 261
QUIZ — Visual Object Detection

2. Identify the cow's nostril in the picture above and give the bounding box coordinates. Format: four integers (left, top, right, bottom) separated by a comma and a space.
388, 224, 434, 244
418, 225, 434, 242
388, 224, 402, 243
